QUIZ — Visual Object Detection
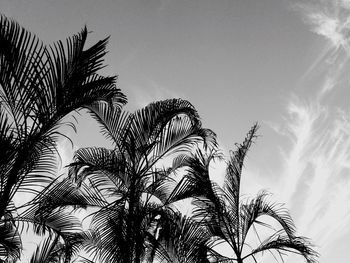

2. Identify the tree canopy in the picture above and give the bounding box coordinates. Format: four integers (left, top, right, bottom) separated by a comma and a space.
0, 15, 318, 263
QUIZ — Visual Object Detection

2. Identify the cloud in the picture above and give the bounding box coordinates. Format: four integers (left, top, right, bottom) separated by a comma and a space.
267, 3, 350, 262
295, 0, 350, 50
273, 95, 350, 262
293, 0, 350, 98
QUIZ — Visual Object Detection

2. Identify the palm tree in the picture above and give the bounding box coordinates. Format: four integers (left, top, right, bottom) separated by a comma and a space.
68, 99, 217, 263
171, 124, 318, 263
0, 15, 126, 262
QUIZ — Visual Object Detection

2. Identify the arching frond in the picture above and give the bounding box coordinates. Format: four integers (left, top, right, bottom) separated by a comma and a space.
245, 231, 319, 263
86, 101, 130, 149
164, 149, 218, 205
68, 147, 130, 199
239, 191, 296, 246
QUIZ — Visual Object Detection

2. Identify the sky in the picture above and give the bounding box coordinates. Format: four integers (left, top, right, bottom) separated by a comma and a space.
2, 0, 350, 262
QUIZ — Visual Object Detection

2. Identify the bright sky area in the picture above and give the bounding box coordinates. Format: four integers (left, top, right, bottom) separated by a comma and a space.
2, 0, 350, 262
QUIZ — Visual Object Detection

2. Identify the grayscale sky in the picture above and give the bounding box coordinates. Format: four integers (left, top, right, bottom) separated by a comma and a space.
2, 0, 350, 262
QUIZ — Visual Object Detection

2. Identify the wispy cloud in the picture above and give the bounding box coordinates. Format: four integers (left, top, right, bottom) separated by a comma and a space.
273, 1, 350, 261
295, 0, 350, 95
277, 98, 350, 262
297, 0, 350, 50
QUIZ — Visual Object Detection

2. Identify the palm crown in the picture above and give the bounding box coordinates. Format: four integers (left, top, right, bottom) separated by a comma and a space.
68, 99, 217, 263
170, 124, 318, 263
0, 15, 126, 262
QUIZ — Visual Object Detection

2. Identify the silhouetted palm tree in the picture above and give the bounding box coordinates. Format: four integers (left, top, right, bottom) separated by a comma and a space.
68, 99, 217, 263
0, 15, 126, 262
171, 124, 318, 263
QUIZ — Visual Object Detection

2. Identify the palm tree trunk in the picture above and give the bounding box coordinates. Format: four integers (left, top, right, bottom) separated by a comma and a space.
125, 174, 137, 263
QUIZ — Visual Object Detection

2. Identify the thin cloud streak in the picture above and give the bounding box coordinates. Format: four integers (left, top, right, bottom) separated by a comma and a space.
276, 91, 350, 263
273, 1, 350, 262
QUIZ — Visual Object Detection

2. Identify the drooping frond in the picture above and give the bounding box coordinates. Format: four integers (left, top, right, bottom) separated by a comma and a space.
129, 99, 200, 148
150, 115, 216, 166
239, 191, 296, 246
16, 177, 107, 238
68, 147, 130, 199
165, 149, 219, 205
128, 99, 216, 163
246, 231, 319, 263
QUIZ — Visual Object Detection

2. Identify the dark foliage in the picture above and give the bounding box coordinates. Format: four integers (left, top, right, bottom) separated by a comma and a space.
179, 124, 319, 263
0, 14, 318, 263
0, 14, 126, 262
68, 99, 217, 263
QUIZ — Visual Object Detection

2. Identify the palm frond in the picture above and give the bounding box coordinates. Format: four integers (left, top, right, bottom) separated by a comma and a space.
0, 15, 46, 140
15, 178, 110, 239
224, 123, 259, 217
164, 149, 217, 205
68, 147, 130, 198
142, 169, 177, 205
239, 191, 296, 247
30, 235, 62, 263
13, 135, 58, 197
245, 231, 319, 263
149, 115, 216, 166
24, 177, 107, 215
86, 101, 130, 149
0, 218, 22, 262
130, 99, 200, 146
42, 27, 127, 123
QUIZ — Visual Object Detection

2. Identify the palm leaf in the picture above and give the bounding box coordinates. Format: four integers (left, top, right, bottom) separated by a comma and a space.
239, 191, 296, 247
0, 218, 22, 262
245, 231, 318, 263
30, 235, 62, 263
69, 147, 128, 188
224, 123, 259, 221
